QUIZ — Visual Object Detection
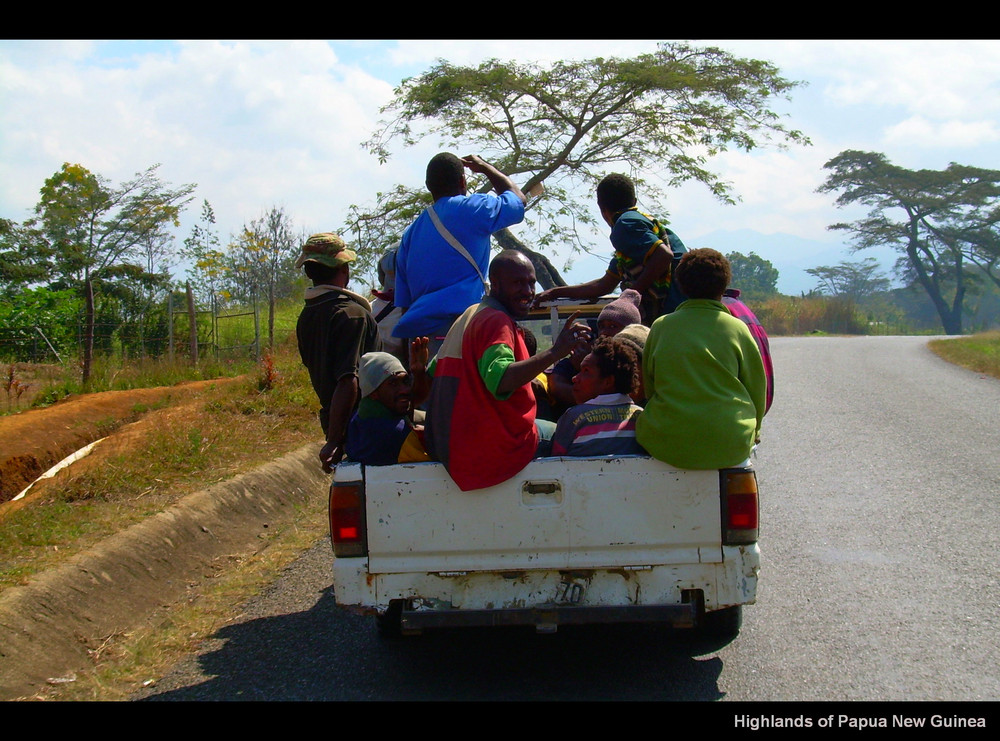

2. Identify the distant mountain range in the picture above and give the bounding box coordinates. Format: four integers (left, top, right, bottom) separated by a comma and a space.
690, 229, 900, 297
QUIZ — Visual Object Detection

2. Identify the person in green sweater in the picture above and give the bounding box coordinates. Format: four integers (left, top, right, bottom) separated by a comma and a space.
636, 248, 767, 470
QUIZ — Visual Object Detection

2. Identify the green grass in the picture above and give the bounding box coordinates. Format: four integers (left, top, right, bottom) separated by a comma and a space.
928, 331, 1000, 380
1, 299, 305, 414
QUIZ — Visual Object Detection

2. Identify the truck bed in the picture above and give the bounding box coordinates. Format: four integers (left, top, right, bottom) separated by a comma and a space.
358, 456, 723, 573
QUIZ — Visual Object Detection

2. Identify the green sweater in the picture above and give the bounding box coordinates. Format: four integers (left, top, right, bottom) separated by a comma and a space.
636, 299, 766, 469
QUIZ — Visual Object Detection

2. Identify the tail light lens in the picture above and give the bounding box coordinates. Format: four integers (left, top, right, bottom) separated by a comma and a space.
329, 481, 367, 557
721, 469, 758, 545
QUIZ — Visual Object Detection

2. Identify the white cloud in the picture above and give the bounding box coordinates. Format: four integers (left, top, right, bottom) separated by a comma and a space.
818, 41, 1000, 117
885, 115, 1000, 148
386, 39, 660, 69
0, 40, 406, 245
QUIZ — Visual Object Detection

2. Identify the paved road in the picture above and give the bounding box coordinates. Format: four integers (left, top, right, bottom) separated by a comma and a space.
132, 336, 1000, 703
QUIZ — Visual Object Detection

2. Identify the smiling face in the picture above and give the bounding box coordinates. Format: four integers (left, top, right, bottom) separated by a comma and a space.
370, 371, 413, 416
491, 253, 537, 318
571, 352, 615, 405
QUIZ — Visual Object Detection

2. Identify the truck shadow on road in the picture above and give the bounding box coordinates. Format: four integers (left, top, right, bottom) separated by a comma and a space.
136, 586, 732, 701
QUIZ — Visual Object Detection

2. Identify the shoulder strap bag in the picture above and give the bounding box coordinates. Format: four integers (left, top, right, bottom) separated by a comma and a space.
426, 204, 489, 292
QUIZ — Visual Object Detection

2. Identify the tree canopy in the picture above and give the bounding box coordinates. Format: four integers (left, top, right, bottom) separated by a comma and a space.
726, 251, 779, 300
348, 43, 809, 288
818, 150, 1000, 334
0, 218, 46, 294
24, 162, 195, 382
806, 256, 891, 300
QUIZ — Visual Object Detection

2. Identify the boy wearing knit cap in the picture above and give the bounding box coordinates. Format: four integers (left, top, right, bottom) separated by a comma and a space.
546, 289, 643, 417
596, 288, 643, 337
345, 346, 432, 466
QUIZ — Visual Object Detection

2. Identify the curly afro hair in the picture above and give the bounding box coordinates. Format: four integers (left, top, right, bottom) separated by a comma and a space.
596, 173, 637, 214
673, 248, 731, 300
589, 335, 640, 396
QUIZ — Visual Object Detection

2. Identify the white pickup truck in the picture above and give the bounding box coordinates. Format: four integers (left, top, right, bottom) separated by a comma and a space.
327, 301, 761, 638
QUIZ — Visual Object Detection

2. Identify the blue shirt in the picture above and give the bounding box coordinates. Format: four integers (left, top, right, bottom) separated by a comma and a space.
345, 398, 428, 466
393, 191, 525, 338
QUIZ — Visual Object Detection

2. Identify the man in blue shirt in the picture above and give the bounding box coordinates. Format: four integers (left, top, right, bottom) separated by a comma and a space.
393, 153, 527, 355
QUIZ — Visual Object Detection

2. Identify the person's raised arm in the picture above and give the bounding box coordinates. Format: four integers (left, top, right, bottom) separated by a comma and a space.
408, 336, 432, 409
495, 311, 592, 396
462, 155, 527, 205
534, 271, 620, 307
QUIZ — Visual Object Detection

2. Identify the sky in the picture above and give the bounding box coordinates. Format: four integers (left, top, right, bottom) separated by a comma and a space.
3, 39, 1000, 295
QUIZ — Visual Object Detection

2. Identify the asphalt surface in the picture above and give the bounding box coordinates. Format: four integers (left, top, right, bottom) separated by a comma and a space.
7, 334, 1000, 707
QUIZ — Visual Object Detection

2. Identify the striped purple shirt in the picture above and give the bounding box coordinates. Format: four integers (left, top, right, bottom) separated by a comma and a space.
550, 393, 645, 457
722, 289, 774, 413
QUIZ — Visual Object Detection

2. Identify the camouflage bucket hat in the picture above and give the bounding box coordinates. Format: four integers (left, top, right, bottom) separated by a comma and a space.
295, 232, 357, 269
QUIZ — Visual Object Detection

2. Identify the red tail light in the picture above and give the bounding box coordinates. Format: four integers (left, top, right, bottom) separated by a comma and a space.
721, 469, 759, 545
329, 481, 367, 557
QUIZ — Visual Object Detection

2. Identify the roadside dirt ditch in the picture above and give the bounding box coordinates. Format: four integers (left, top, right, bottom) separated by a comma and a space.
0, 381, 330, 700
0, 380, 236, 506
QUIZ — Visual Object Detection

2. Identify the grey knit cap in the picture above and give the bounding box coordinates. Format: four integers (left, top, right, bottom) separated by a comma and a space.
358, 352, 406, 397
615, 323, 650, 352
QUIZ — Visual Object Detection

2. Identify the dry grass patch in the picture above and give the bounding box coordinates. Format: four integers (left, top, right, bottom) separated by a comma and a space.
928, 331, 1000, 380
17, 494, 329, 701
0, 348, 320, 593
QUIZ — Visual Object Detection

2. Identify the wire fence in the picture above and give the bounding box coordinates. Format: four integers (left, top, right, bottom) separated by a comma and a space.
0, 295, 295, 367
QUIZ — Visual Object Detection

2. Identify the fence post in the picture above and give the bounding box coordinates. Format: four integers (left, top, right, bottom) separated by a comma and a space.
187, 282, 198, 367
212, 293, 220, 361
168, 292, 174, 362
253, 294, 261, 361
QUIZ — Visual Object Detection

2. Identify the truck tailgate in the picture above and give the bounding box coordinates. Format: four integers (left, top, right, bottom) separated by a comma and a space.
355, 456, 723, 574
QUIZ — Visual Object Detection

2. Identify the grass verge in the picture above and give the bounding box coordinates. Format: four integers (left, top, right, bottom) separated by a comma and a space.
0, 341, 319, 592
927, 331, 1000, 380
20, 494, 330, 701
2, 336, 328, 700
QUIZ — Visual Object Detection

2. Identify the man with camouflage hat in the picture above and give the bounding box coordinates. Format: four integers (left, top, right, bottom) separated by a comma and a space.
295, 232, 381, 472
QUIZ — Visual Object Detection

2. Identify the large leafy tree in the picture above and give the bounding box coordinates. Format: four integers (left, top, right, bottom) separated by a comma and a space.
349, 43, 809, 288
1, 218, 48, 295
937, 203, 1000, 295
726, 251, 779, 300
818, 150, 1000, 335
26, 163, 195, 383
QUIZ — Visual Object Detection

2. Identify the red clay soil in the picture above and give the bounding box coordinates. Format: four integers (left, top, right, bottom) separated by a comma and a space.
0, 379, 238, 505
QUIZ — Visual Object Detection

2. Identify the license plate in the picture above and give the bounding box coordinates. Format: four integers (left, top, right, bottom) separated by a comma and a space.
555, 579, 584, 604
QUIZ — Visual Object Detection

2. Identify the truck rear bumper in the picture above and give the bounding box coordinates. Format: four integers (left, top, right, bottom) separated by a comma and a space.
333, 544, 759, 630
400, 602, 698, 632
